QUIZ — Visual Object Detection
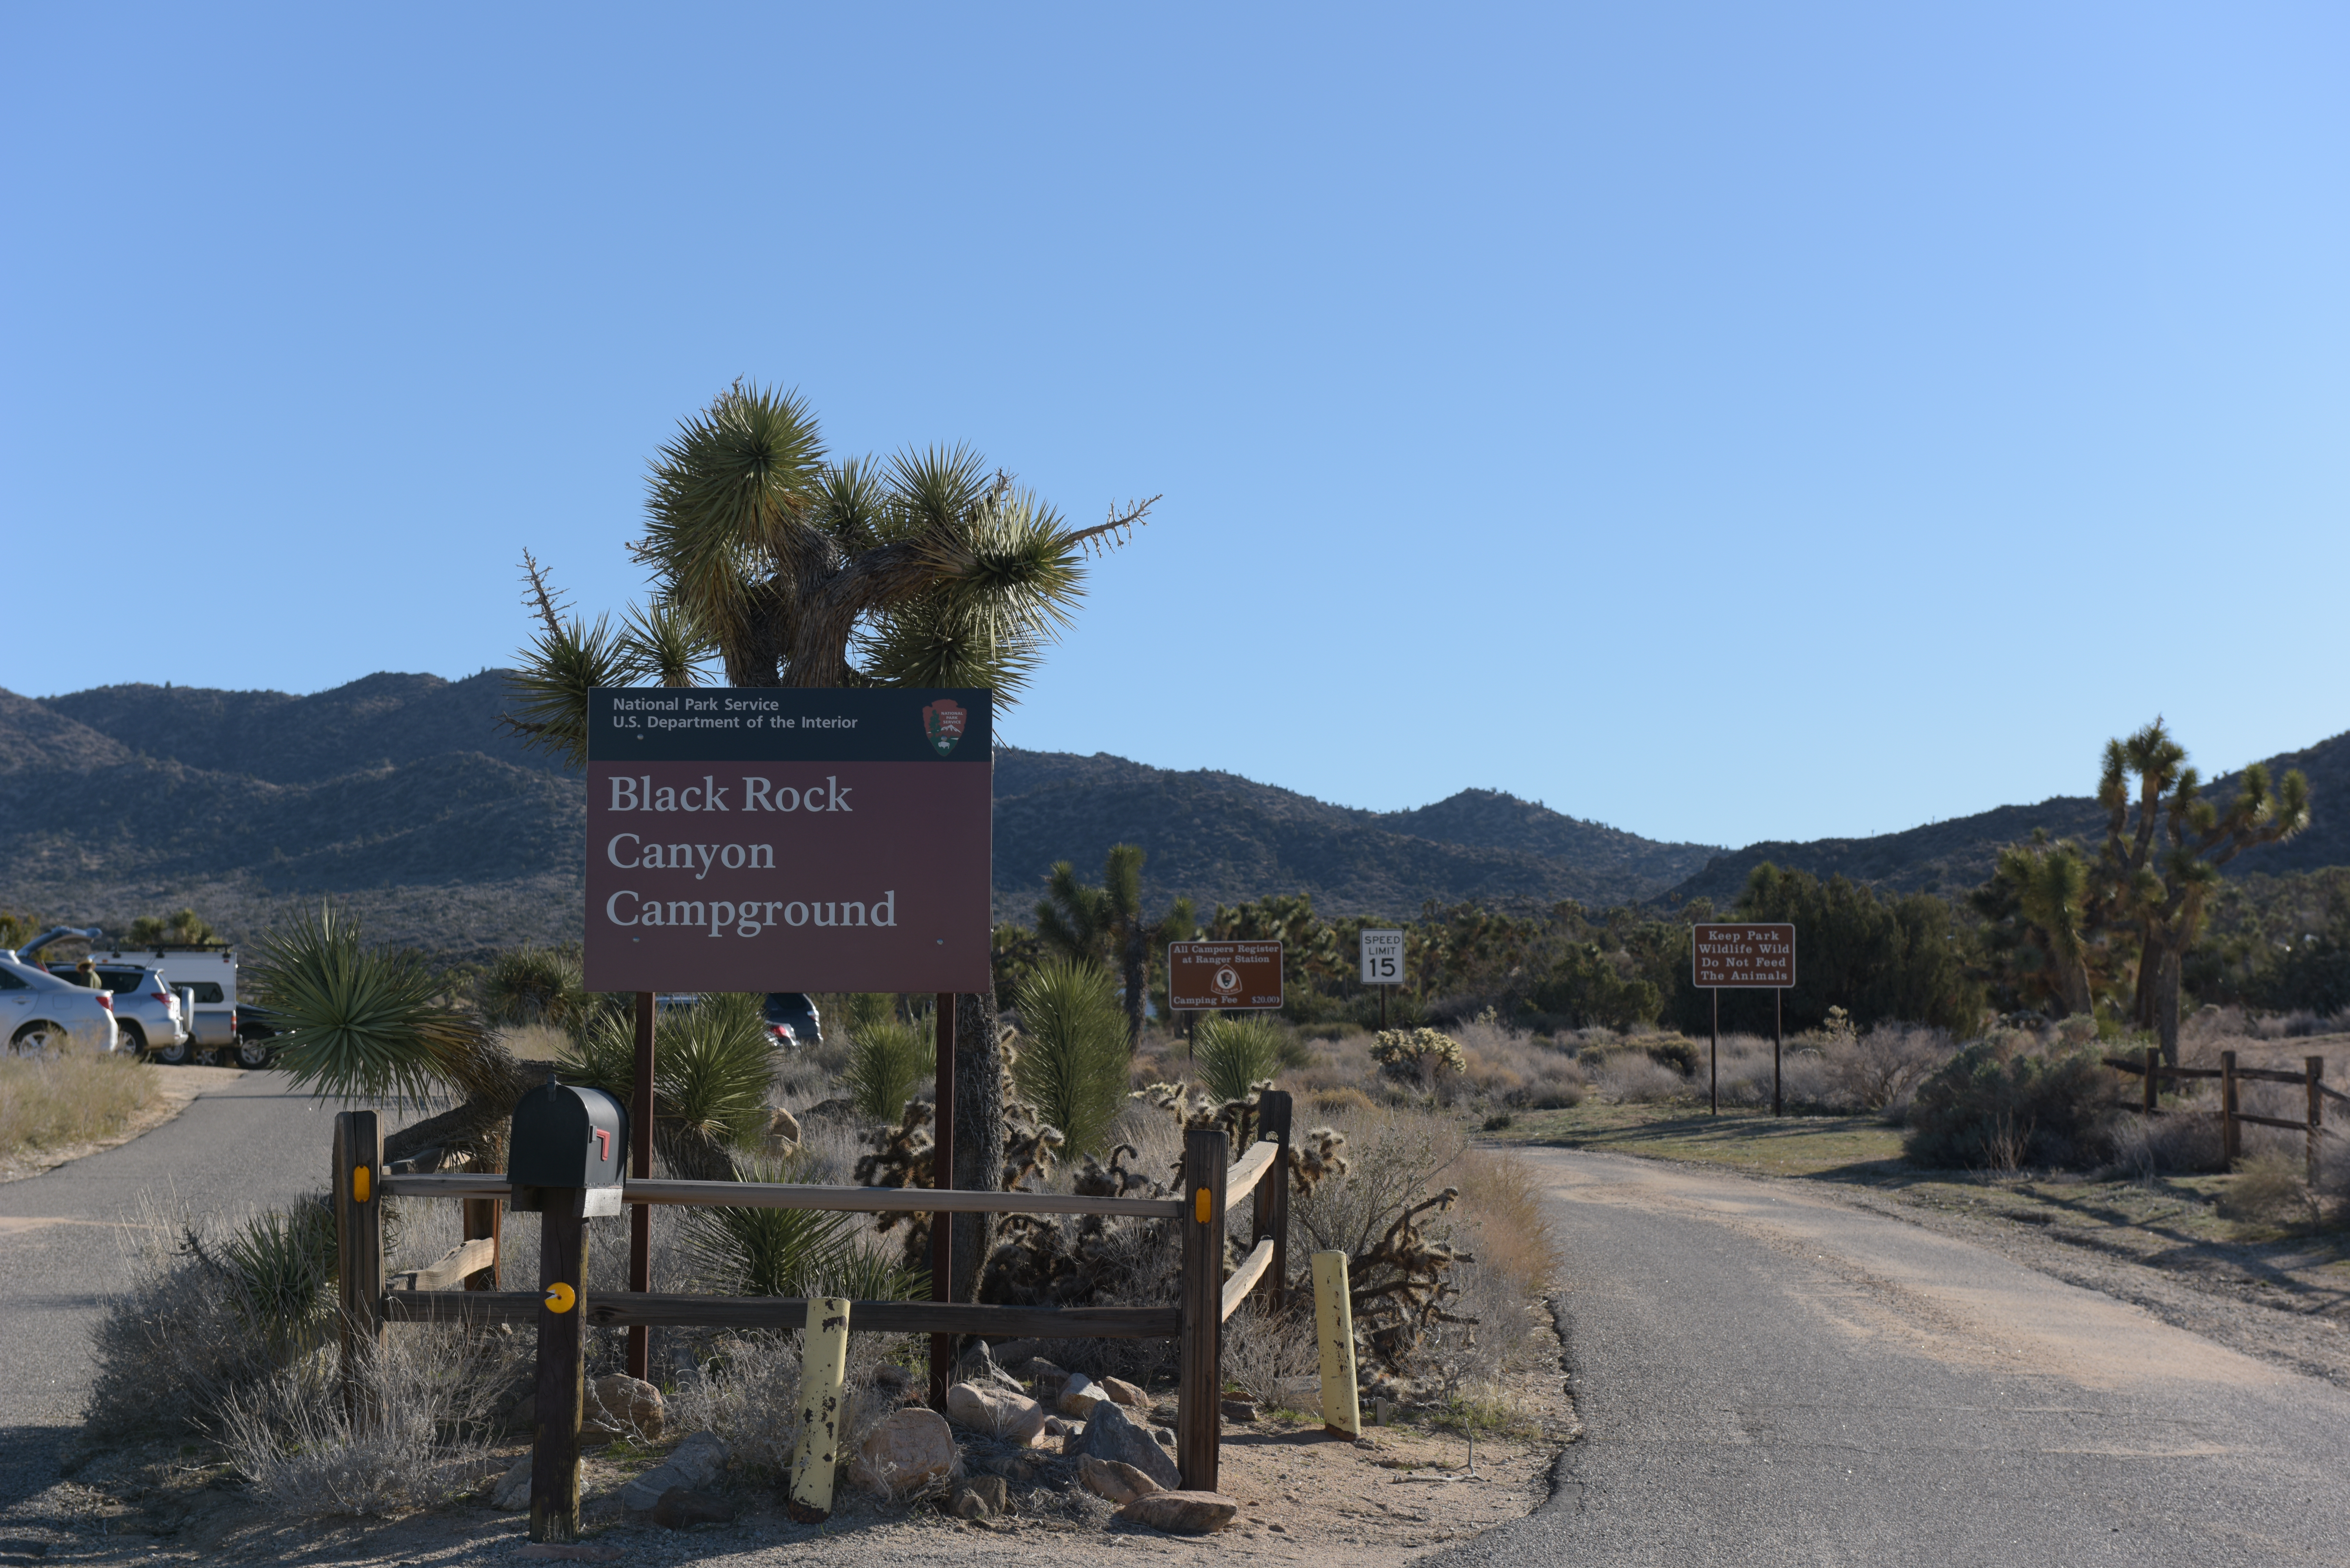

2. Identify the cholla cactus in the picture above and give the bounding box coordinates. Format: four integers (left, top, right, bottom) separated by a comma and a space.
1349, 1185, 1477, 1373
1370, 1028, 1466, 1083
1287, 1125, 1350, 1196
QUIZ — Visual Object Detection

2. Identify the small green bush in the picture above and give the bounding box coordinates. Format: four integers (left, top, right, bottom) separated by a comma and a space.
1904, 1036, 2111, 1170
1011, 959, 1131, 1157
843, 1017, 935, 1123
1370, 1028, 1467, 1084
1197, 1015, 1289, 1104
477, 943, 590, 1029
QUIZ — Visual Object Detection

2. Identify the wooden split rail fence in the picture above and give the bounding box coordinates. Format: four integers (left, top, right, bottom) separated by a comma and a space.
2104, 1048, 2347, 1180
332, 1092, 1301, 1543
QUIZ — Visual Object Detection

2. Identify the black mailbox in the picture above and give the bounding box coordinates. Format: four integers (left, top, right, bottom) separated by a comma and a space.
508, 1075, 630, 1216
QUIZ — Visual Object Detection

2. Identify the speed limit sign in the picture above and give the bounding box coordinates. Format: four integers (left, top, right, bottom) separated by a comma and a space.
1360, 929, 1405, 985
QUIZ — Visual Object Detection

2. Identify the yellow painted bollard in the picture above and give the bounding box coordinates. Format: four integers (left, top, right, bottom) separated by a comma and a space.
1311, 1250, 1360, 1438
787, 1297, 852, 1522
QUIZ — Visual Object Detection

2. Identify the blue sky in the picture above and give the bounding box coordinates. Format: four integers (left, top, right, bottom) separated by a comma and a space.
4, 4, 2344, 851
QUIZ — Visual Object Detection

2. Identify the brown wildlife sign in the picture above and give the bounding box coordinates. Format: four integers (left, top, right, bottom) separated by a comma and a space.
1691, 923, 1796, 989
1167, 941, 1284, 1011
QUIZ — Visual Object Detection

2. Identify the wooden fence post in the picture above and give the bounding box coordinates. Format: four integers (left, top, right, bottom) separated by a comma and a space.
332, 1110, 384, 1421
1311, 1250, 1360, 1438
1178, 1125, 1229, 1493
788, 1297, 852, 1522
1253, 1090, 1293, 1313
2142, 1045, 2158, 1117
530, 1191, 589, 1544
2308, 1057, 2324, 1187
461, 1198, 501, 1291
2221, 1050, 2240, 1166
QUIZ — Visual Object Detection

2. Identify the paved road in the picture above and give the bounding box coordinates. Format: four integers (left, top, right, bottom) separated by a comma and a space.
0, 1070, 334, 1515
1437, 1150, 2350, 1568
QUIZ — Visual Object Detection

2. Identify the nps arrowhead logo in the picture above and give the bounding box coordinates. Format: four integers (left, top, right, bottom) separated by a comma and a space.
921, 699, 968, 758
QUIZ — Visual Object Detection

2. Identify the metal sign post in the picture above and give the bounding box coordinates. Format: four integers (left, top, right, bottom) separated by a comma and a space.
1691, 923, 1797, 1117
1360, 929, 1404, 1030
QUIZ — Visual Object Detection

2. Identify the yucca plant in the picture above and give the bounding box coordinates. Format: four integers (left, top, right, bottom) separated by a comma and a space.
565, 993, 774, 1180
679, 1155, 925, 1302
1196, 1014, 1289, 1105
476, 943, 591, 1030
843, 1016, 935, 1123
250, 907, 535, 1165
1011, 959, 1129, 1157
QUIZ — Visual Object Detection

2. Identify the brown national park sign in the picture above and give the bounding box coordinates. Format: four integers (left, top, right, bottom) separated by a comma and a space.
1167, 941, 1284, 1011
584, 687, 992, 994
1691, 923, 1796, 989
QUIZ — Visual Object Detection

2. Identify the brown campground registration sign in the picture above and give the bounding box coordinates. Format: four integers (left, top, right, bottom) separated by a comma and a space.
584, 687, 992, 994
1167, 941, 1284, 1011
1691, 923, 1796, 989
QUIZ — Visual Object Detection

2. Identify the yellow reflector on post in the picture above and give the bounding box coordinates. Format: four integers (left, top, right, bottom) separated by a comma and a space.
1195, 1187, 1213, 1223
352, 1165, 371, 1203
544, 1281, 577, 1314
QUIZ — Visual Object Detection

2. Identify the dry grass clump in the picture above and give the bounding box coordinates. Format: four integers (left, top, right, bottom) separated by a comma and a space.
1590, 1050, 1687, 1103
0, 1049, 160, 1160
1221, 1301, 1317, 1410
217, 1327, 519, 1517
2216, 1150, 2319, 1227
667, 1330, 906, 1483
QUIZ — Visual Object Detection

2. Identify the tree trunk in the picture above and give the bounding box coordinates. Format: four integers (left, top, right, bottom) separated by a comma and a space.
2154, 942, 2184, 1067
949, 987, 1002, 1306
1122, 927, 1147, 1052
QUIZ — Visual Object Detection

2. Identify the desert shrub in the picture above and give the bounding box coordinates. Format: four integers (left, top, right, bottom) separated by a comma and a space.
1196, 1015, 1290, 1104
1905, 1037, 2112, 1170
0, 1050, 159, 1160
1528, 943, 1661, 1029
1591, 1051, 1687, 1103
2217, 1150, 2317, 1226
1370, 1028, 1466, 1090
670, 1331, 909, 1487
86, 1194, 362, 1443
1223, 1301, 1316, 1409
217, 1326, 518, 1517
1824, 1023, 1955, 1114
1011, 959, 1130, 1157
476, 943, 589, 1029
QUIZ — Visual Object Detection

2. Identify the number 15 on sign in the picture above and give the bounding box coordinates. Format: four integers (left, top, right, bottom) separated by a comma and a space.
1360, 930, 1405, 985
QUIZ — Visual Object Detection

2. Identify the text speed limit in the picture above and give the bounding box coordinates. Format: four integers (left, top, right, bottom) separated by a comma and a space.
1360, 929, 1405, 985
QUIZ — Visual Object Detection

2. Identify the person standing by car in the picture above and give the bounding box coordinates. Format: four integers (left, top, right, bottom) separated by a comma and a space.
71, 958, 104, 989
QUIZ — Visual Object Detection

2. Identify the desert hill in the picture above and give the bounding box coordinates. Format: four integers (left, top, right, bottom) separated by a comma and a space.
0, 673, 1722, 953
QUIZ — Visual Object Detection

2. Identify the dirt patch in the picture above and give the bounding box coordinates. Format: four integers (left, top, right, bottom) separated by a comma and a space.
0, 1064, 227, 1184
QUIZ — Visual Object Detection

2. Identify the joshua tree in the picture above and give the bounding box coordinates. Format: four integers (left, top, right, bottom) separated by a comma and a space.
2093, 719, 2310, 1062
501, 380, 1156, 1298
1972, 839, 2099, 1019
1035, 844, 1195, 1050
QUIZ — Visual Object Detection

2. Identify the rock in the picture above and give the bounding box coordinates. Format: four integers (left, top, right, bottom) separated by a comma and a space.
1069, 1400, 1180, 1491
1099, 1376, 1149, 1410
1042, 1415, 1078, 1439
1115, 1490, 1240, 1534
849, 1407, 958, 1496
1220, 1398, 1257, 1423
1056, 1372, 1103, 1417
582, 1374, 665, 1442
653, 1486, 737, 1528
1154, 1426, 1175, 1451
951, 1475, 1009, 1519
986, 1337, 1046, 1367
946, 1381, 1048, 1445
1018, 1357, 1073, 1398
1147, 1398, 1180, 1428
955, 1342, 1030, 1396
618, 1431, 731, 1511
1078, 1455, 1164, 1504
490, 1455, 532, 1511
767, 1106, 802, 1144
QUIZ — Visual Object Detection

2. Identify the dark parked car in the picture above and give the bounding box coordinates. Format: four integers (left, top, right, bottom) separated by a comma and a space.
762, 992, 822, 1048
230, 1003, 292, 1067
